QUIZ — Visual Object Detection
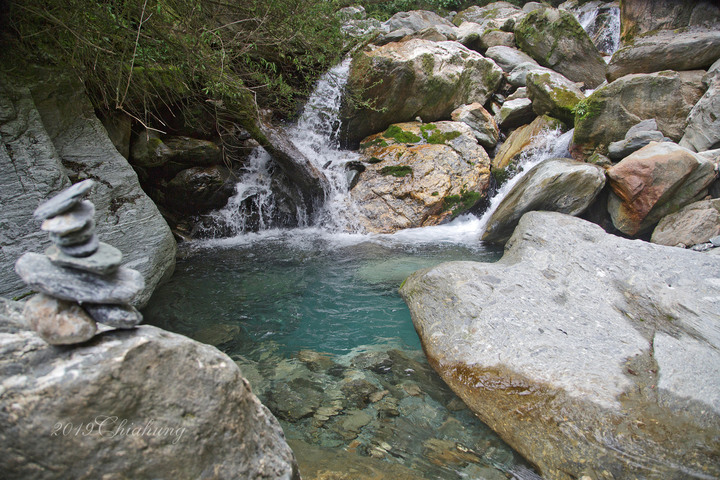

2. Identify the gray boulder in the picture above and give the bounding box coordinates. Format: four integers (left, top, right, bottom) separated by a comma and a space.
515, 7, 607, 88
507, 62, 555, 87
0, 298, 300, 479
608, 119, 673, 160
680, 72, 720, 153
484, 46, 537, 73
401, 211, 720, 480
607, 29, 720, 82
619, 0, 720, 43
450, 103, 499, 148
452, 2, 524, 30
377, 10, 457, 45
571, 70, 706, 159
481, 158, 605, 244
526, 70, 585, 124
340, 40, 503, 148
651, 198, 720, 247
495, 97, 535, 130
25, 73, 176, 307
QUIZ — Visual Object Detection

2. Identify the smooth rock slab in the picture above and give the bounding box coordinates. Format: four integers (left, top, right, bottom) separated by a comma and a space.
46, 242, 122, 275
23, 293, 96, 345
40, 200, 94, 235
83, 303, 143, 329
32, 179, 94, 220
401, 211, 720, 480
15, 252, 144, 304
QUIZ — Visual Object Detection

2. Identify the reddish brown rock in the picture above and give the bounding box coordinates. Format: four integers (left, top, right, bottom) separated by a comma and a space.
607, 142, 717, 236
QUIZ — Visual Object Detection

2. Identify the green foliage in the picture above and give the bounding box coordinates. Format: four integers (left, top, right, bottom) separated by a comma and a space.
3, 0, 347, 135
380, 165, 413, 177
356, 0, 467, 20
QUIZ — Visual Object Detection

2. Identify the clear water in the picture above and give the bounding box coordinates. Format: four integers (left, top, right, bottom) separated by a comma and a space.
143, 225, 542, 479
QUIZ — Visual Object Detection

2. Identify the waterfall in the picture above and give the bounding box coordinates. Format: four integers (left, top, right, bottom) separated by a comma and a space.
211, 58, 360, 234
569, 1, 621, 56
477, 128, 574, 234
286, 58, 362, 231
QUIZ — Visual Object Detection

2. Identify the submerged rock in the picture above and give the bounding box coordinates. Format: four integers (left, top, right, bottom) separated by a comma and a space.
351, 122, 491, 233
482, 158, 605, 244
0, 300, 299, 479
340, 40, 503, 148
401, 211, 720, 480
607, 142, 717, 236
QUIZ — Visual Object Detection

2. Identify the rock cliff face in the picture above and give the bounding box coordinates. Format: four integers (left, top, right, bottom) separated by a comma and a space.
401, 211, 720, 480
0, 72, 176, 307
0, 298, 300, 480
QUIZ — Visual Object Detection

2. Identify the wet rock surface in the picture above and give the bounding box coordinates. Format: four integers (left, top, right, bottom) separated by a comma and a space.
401, 211, 720, 480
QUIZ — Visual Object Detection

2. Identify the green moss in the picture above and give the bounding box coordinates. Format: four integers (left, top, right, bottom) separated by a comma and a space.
443, 188, 482, 216
360, 138, 389, 149
573, 96, 603, 123
367, 157, 382, 164
431, 191, 439, 196
380, 165, 412, 177
383, 125, 421, 144
421, 54, 435, 76
424, 130, 462, 144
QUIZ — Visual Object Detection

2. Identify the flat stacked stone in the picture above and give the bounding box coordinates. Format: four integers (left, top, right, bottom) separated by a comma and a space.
15, 179, 145, 345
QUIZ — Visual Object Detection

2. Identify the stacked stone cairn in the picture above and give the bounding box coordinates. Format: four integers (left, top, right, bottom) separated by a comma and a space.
14, 179, 145, 345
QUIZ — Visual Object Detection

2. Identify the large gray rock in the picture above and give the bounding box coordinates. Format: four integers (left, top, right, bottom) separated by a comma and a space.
619, 0, 720, 43
401, 211, 720, 480
340, 40, 503, 148
651, 198, 720, 247
377, 10, 457, 45
452, 2, 524, 30
680, 74, 720, 153
515, 7, 607, 88
481, 158, 605, 244
0, 75, 70, 300
507, 62, 556, 87
25, 73, 176, 307
571, 70, 706, 159
450, 103, 499, 148
484, 46, 537, 73
607, 29, 720, 82
0, 299, 299, 479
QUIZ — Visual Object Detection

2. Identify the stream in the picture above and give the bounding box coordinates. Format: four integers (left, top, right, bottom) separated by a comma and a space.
142, 33, 582, 479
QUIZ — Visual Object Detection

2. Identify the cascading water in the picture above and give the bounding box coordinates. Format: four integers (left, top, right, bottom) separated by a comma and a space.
570, 1, 621, 56
477, 128, 575, 234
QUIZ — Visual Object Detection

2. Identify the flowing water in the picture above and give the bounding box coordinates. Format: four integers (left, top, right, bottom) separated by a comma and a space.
141, 46, 573, 480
